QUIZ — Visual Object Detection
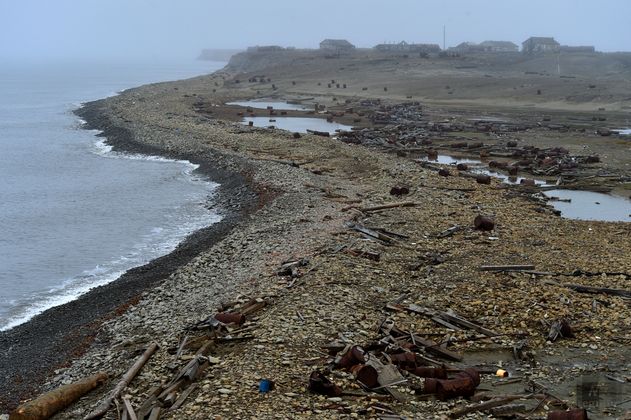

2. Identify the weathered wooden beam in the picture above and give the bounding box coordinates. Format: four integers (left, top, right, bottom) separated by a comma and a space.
480, 265, 536, 272
84, 343, 159, 420
563, 283, 631, 298
10, 373, 108, 420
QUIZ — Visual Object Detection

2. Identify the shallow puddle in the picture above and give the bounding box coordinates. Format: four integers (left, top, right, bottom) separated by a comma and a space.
242, 116, 353, 134
543, 189, 631, 222
462, 347, 631, 418
420, 154, 631, 222
227, 100, 311, 111
421, 155, 547, 186
613, 128, 631, 135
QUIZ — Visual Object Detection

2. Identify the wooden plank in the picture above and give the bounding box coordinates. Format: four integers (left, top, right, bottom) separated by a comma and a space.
169, 383, 198, 411
441, 310, 498, 337
410, 333, 463, 361
563, 283, 631, 298
392, 303, 497, 337
431, 316, 463, 331
385, 323, 463, 362
360, 201, 417, 212
85, 343, 159, 420
480, 265, 535, 272
449, 395, 532, 419
347, 223, 395, 243
147, 407, 162, 420
122, 397, 138, 420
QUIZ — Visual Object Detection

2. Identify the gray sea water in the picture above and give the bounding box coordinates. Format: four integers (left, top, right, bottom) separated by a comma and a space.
0, 59, 225, 331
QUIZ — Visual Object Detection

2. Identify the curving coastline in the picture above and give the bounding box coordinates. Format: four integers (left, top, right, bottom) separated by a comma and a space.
0, 90, 258, 409
2, 51, 630, 418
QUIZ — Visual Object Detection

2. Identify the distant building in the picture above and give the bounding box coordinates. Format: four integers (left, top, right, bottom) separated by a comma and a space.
479, 40, 519, 52
559, 45, 596, 53
522, 37, 560, 54
374, 41, 440, 54
319, 39, 356, 53
449, 42, 485, 54
246, 45, 285, 53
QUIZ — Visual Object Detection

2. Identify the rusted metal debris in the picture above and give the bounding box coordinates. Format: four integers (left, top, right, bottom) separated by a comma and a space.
277, 258, 309, 278
473, 215, 495, 231
350, 364, 379, 388
380, 320, 463, 361
214, 312, 246, 326
308, 371, 342, 397
406, 366, 448, 379
389, 186, 410, 196
475, 174, 491, 184
336, 345, 366, 369
547, 408, 589, 420
547, 319, 574, 342
418, 368, 481, 400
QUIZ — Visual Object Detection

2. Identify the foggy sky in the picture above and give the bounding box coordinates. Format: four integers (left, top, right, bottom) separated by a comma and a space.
1, 0, 630, 61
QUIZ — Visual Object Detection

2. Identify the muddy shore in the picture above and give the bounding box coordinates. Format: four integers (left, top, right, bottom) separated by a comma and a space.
2, 53, 631, 419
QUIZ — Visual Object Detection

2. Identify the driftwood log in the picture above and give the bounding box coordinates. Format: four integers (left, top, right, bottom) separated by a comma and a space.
449, 395, 533, 418
10, 373, 108, 420
84, 342, 159, 419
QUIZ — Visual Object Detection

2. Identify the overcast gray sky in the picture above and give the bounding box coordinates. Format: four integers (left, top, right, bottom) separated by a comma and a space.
1, 0, 630, 61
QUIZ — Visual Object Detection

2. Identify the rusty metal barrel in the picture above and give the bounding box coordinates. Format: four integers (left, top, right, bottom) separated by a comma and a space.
337, 346, 366, 369
214, 312, 245, 325
474, 215, 495, 231
420, 368, 480, 400
406, 367, 448, 379
350, 364, 379, 389
547, 409, 589, 420
476, 174, 491, 185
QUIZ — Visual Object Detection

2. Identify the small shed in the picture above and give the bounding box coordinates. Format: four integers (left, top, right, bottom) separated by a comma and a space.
374, 41, 440, 54
449, 42, 485, 54
522, 37, 560, 54
319, 39, 356, 52
479, 40, 518, 52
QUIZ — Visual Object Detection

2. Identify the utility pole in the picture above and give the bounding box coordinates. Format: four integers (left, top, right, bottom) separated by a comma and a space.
557, 52, 561, 75
443, 25, 446, 50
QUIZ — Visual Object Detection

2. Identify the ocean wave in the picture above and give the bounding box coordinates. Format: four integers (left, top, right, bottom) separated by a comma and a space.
0, 205, 221, 331
91, 138, 208, 181
0, 123, 222, 332
0, 269, 126, 331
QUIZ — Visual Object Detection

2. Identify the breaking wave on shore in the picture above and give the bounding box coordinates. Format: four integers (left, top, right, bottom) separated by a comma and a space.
0, 133, 222, 332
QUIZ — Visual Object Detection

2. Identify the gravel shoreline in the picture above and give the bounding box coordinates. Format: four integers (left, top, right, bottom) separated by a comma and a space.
0, 93, 258, 410
3, 57, 630, 419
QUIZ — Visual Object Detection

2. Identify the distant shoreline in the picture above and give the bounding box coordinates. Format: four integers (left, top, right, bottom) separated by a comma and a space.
0, 82, 258, 409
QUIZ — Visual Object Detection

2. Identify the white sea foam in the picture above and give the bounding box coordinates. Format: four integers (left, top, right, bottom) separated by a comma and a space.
0, 203, 222, 331
0, 270, 126, 331
95, 138, 113, 153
